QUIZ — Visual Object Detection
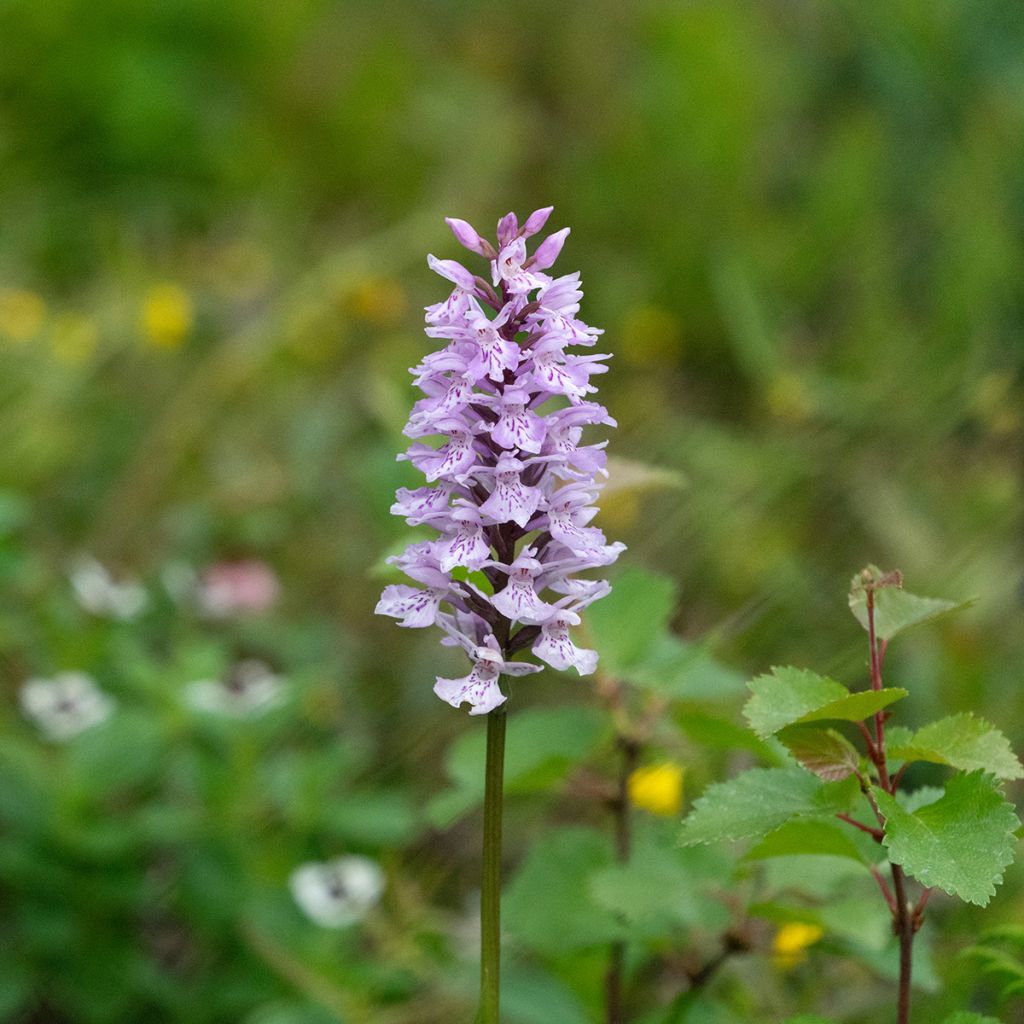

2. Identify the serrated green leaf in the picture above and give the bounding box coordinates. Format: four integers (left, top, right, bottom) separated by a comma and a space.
744, 666, 906, 738
898, 786, 944, 813
889, 714, 1023, 781
876, 772, 1020, 906
679, 768, 858, 846
849, 574, 970, 641
745, 818, 871, 865
779, 725, 861, 781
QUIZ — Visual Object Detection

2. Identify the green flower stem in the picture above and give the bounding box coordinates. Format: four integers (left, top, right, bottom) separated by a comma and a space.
478, 705, 507, 1024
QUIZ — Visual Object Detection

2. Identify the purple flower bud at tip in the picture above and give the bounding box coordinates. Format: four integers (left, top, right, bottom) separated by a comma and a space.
496, 212, 519, 246
530, 227, 570, 271
521, 206, 554, 238
445, 217, 494, 258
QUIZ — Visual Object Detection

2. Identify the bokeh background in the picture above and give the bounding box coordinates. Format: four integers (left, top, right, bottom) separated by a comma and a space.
1, 1, 1022, 1022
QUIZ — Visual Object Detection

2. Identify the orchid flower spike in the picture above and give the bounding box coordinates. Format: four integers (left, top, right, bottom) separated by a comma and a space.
376, 209, 623, 714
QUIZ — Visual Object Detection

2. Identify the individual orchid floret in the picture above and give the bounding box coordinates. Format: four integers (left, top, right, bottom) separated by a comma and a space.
377, 208, 623, 714
399, 414, 482, 482
472, 455, 543, 528
390, 481, 457, 525
434, 634, 542, 715
480, 385, 547, 453
489, 549, 556, 624
532, 607, 598, 676
436, 502, 492, 572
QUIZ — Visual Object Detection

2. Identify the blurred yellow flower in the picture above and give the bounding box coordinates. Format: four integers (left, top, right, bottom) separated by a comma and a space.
772, 922, 823, 969
0, 288, 46, 342
142, 284, 193, 349
628, 762, 685, 816
51, 313, 98, 365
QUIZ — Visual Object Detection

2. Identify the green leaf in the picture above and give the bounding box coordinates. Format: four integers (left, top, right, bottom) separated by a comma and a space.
426, 705, 608, 827
679, 768, 858, 846
849, 571, 970, 641
876, 772, 1020, 906
779, 725, 861, 781
588, 842, 729, 936
502, 965, 591, 1024
941, 1014, 1004, 1024
888, 714, 1023, 781
503, 828, 622, 954
620, 634, 746, 700
323, 789, 418, 846
745, 819, 872, 865
744, 666, 906, 738
978, 923, 1024, 946
585, 568, 677, 672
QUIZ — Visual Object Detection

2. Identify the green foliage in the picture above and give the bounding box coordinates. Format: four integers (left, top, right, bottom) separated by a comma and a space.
848, 571, 971, 641
586, 568, 677, 672
888, 715, 1023, 781
744, 819, 875, 866
589, 842, 730, 937
503, 828, 623, 954
744, 666, 906, 738
962, 925, 1024, 1005
586, 568, 744, 699
941, 1014, 1004, 1024
426, 705, 609, 827
679, 768, 858, 846
2, 0, 1024, 1019
778, 726, 860, 782
875, 772, 1020, 906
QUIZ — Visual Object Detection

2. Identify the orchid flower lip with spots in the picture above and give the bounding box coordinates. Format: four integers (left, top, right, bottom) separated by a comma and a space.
375, 208, 623, 713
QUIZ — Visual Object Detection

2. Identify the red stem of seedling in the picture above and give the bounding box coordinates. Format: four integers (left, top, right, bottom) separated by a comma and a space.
864, 587, 915, 1024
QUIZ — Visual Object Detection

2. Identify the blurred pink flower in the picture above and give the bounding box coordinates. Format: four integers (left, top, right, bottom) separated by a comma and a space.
197, 560, 279, 618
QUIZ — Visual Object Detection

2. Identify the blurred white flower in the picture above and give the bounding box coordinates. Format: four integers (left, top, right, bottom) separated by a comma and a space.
69, 555, 147, 620
184, 659, 284, 718
196, 560, 279, 618
289, 857, 385, 929
20, 672, 115, 741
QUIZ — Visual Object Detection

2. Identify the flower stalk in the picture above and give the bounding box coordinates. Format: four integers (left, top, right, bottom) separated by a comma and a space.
478, 706, 507, 1024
